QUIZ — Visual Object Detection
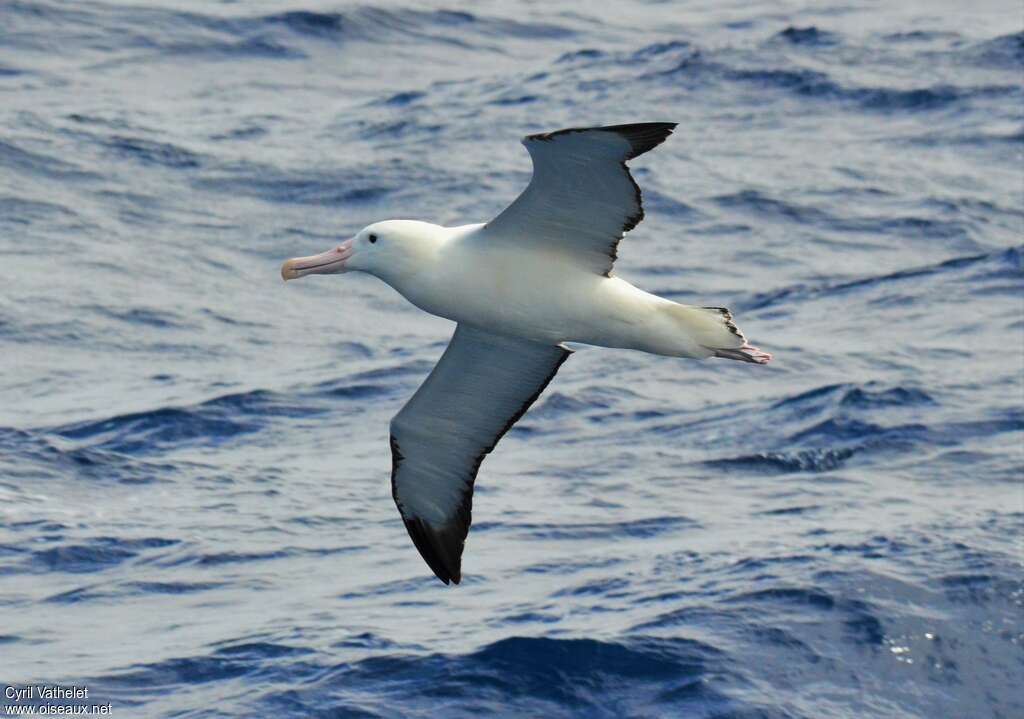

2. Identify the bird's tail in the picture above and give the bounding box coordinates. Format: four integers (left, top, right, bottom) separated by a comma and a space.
669, 305, 772, 364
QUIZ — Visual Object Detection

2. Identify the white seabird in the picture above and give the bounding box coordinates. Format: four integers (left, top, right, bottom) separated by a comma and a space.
281, 123, 770, 584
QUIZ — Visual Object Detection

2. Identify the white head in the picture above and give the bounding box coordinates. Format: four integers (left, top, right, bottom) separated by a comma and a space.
281, 220, 440, 285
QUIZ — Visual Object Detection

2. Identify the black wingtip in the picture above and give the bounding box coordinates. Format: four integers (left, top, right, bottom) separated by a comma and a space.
392, 433, 469, 585
400, 515, 465, 586
601, 122, 677, 159
526, 122, 677, 160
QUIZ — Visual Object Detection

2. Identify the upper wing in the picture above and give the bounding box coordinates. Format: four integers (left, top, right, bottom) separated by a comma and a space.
389, 324, 571, 584
483, 122, 677, 277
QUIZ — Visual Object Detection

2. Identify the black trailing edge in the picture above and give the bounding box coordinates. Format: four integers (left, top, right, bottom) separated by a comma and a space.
529, 123, 678, 273
702, 306, 745, 340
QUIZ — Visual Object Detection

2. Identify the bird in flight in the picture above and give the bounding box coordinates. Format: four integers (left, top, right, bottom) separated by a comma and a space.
281, 123, 770, 584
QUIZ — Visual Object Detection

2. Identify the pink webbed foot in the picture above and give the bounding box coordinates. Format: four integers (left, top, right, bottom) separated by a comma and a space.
714, 343, 772, 364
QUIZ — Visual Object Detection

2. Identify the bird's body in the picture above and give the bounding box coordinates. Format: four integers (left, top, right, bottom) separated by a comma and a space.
374, 220, 742, 359
282, 123, 770, 584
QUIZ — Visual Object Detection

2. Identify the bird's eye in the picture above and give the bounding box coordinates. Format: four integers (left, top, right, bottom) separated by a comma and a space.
368, 234, 378, 244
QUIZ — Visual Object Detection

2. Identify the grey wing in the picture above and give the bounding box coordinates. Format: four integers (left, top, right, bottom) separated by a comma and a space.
389, 324, 571, 584
483, 122, 677, 276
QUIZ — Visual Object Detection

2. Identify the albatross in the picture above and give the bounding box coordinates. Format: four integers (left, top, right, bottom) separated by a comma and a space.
281, 123, 770, 584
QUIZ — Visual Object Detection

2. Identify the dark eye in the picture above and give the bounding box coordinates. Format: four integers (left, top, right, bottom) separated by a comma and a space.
368, 233, 378, 244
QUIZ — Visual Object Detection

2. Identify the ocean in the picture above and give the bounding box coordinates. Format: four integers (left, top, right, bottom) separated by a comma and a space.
1, 1, 1022, 717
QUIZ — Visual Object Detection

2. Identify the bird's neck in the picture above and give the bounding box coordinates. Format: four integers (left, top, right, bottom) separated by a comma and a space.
374, 224, 479, 314
372, 224, 450, 289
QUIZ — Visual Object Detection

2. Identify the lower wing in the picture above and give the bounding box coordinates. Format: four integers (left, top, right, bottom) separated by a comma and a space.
389, 324, 571, 584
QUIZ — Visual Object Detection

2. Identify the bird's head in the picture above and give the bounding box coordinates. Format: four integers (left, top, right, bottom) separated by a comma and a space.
281, 220, 438, 284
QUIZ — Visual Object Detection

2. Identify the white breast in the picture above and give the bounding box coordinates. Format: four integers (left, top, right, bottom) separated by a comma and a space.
392, 227, 664, 349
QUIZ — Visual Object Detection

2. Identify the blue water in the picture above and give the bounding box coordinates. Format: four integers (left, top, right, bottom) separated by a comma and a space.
2, 1, 1022, 717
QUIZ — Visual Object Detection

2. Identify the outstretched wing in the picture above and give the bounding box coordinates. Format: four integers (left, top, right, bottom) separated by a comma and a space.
390, 324, 571, 584
483, 122, 677, 277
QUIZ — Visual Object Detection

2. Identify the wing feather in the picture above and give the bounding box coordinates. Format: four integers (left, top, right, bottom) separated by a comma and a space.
389, 324, 571, 584
483, 122, 677, 276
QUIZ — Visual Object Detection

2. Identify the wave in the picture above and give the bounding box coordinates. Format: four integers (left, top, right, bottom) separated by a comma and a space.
54, 405, 261, 454
882, 30, 960, 43
557, 47, 606, 63
251, 6, 575, 44
788, 417, 929, 445
0, 427, 183, 483
476, 515, 699, 541
738, 246, 1021, 311
192, 163, 401, 206
529, 389, 618, 418
0, 196, 76, 227
45, 580, 225, 604
91, 635, 737, 717
706, 448, 855, 473
380, 90, 426, 106
773, 26, 839, 46
261, 10, 346, 38
12, 536, 363, 580
727, 587, 885, 646
940, 572, 1022, 605
964, 31, 1024, 68
0, 370, 401, 469
700, 381, 947, 473
0, 139, 98, 181
908, 126, 1024, 147
643, 40, 1019, 112
84, 305, 194, 329
712, 188, 982, 242
28, 537, 178, 575
3, 3, 574, 66
771, 383, 935, 415
103, 135, 203, 169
